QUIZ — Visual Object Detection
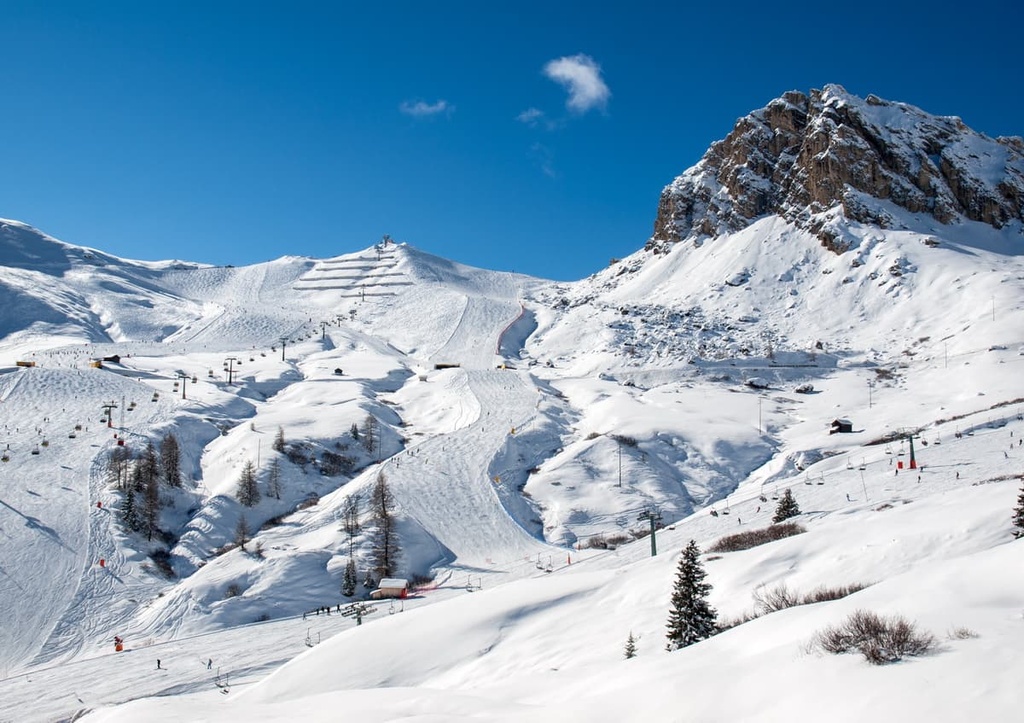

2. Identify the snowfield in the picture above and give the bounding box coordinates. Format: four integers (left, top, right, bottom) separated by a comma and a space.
0, 206, 1021, 722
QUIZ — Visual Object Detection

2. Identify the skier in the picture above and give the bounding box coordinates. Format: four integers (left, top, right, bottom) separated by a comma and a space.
156, 659, 161, 669
207, 658, 213, 670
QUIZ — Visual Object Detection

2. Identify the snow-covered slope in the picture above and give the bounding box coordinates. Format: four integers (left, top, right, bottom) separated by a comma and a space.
0, 86, 1022, 722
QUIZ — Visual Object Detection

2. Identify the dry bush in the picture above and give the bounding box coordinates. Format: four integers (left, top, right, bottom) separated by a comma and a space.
947, 626, 979, 640
803, 582, 870, 604
814, 610, 936, 664
708, 522, 806, 553
753, 583, 799, 614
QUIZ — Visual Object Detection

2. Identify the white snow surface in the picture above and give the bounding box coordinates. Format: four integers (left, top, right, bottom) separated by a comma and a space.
0, 214, 1021, 722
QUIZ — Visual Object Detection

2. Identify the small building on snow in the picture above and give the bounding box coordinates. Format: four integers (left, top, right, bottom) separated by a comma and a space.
830, 418, 853, 434
370, 578, 409, 600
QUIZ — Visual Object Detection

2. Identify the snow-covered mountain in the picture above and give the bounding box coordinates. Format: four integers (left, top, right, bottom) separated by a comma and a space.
0, 86, 1022, 722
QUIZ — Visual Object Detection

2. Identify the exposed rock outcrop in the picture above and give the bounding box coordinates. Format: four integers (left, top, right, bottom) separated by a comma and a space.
650, 85, 1024, 252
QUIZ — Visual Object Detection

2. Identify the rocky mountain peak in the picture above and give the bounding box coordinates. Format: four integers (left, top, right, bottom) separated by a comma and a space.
650, 84, 1024, 252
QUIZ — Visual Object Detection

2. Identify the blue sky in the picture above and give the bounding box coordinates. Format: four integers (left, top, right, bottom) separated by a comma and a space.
3, 1, 1021, 280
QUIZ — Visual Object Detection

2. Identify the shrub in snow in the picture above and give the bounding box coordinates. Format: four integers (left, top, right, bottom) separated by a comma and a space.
708, 522, 806, 553
772, 488, 801, 524
666, 540, 717, 651
814, 610, 936, 664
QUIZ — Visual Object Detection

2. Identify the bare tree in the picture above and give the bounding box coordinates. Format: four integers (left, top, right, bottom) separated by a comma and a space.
235, 515, 251, 551
272, 426, 285, 453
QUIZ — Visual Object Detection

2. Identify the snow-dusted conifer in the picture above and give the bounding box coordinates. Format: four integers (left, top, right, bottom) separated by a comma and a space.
342, 557, 357, 597
236, 460, 260, 507
624, 631, 638, 659
1013, 480, 1024, 538
666, 540, 717, 651
773, 488, 801, 524
120, 488, 142, 532
272, 426, 285, 453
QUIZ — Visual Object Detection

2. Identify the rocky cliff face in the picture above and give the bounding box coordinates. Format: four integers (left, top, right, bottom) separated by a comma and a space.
650, 85, 1024, 252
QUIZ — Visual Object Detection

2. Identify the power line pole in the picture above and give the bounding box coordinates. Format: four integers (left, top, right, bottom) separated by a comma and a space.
637, 508, 662, 557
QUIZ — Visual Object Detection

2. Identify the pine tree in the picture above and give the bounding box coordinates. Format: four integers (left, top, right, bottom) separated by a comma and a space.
1013, 480, 1024, 539
370, 471, 400, 578
266, 457, 282, 500
272, 426, 286, 453
342, 557, 357, 597
142, 467, 161, 541
666, 540, 717, 651
624, 631, 638, 659
350, 422, 360, 441
772, 488, 801, 524
236, 460, 260, 507
235, 515, 251, 551
159, 433, 182, 487
120, 488, 143, 532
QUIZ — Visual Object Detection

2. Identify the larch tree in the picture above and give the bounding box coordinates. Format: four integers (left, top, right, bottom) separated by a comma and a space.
666, 540, 717, 651
159, 432, 182, 488
272, 426, 286, 453
370, 471, 400, 579
235, 515, 251, 551
266, 457, 282, 500
236, 460, 260, 507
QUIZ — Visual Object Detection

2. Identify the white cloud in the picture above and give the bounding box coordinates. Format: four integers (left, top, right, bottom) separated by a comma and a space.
530, 142, 557, 178
516, 107, 545, 126
542, 54, 610, 113
399, 99, 454, 118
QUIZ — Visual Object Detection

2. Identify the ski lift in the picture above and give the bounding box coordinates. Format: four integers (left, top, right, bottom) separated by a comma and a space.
933, 434, 941, 445
1, 453, 8, 463
846, 460, 853, 470
859, 458, 866, 470
709, 509, 719, 517
69, 431, 77, 439
40, 439, 49, 447
31, 445, 40, 455
759, 495, 767, 503
885, 445, 893, 455
192, 375, 198, 384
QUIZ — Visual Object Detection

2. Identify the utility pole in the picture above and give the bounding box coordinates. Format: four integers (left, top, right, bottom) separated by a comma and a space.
223, 357, 239, 385
320, 321, 329, 339
868, 379, 874, 408
637, 508, 662, 557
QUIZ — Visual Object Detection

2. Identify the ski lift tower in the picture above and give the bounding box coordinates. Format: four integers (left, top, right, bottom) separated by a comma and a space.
101, 401, 118, 428
637, 508, 663, 557
341, 602, 376, 626
899, 428, 919, 470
